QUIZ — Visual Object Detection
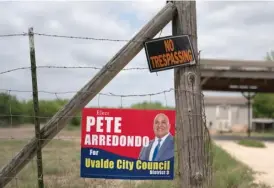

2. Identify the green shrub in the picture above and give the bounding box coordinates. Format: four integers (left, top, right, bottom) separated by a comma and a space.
237, 139, 266, 148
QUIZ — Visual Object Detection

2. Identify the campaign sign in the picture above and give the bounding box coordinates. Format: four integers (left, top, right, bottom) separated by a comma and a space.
80, 108, 176, 180
144, 34, 196, 72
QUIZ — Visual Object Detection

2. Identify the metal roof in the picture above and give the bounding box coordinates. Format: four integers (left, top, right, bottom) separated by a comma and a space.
204, 96, 248, 105
200, 58, 274, 93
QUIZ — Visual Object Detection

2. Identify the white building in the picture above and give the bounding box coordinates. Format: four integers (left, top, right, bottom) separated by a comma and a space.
204, 96, 251, 132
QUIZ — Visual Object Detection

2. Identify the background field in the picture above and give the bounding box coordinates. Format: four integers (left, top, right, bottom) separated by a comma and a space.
0, 124, 270, 188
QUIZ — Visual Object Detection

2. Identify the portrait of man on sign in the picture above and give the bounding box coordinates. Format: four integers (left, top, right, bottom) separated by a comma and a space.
138, 113, 174, 161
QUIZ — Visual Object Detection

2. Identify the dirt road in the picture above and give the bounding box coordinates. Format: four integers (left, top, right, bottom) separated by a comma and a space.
215, 140, 274, 187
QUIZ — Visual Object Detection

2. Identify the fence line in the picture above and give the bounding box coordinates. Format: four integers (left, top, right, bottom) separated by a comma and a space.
0, 31, 146, 42
1, 86, 211, 188
1, 90, 211, 188
0, 66, 149, 75
0, 88, 205, 97
0, 31, 160, 76
0, 33, 27, 37
0, 27, 212, 188
32, 32, 133, 42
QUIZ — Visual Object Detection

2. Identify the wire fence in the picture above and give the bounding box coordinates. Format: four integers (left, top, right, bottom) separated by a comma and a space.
0, 32, 142, 41
0, 29, 213, 188
0, 66, 150, 75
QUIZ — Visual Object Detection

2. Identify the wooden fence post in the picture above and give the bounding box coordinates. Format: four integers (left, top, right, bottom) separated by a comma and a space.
172, 1, 212, 188
28, 27, 44, 188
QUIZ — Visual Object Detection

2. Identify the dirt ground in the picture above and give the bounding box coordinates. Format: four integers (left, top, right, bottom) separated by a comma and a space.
0, 125, 81, 145
215, 140, 274, 188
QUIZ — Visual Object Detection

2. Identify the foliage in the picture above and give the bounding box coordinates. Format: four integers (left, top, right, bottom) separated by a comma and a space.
130, 101, 174, 109
0, 93, 176, 128
265, 50, 274, 61
0, 93, 25, 126
237, 139, 266, 148
253, 94, 274, 118
2, 88, 274, 129
0, 92, 80, 127
252, 51, 274, 119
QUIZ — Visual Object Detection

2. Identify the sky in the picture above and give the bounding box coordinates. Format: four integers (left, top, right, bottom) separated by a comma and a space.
1, 0, 274, 108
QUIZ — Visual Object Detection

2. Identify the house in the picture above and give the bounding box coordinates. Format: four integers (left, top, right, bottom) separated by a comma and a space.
204, 96, 250, 133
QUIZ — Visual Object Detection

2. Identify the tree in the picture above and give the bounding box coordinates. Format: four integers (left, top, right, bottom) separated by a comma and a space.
252, 50, 274, 118
0, 91, 174, 127
0, 92, 80, 127
130, 101, 174, 110
0, 93, 25, 126
265, 50, 274, 61
253, 94, 274, 118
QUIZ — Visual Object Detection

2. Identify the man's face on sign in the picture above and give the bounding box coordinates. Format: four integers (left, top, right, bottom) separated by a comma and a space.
153, 114, 170, 138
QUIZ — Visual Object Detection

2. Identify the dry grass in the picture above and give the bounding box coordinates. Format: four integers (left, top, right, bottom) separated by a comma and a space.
0, 125, 271, 188
0, 139, 111, 188
0, 126, 132, 188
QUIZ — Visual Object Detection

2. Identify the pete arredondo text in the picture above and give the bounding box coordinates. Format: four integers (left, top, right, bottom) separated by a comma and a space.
149, 39, 194, 69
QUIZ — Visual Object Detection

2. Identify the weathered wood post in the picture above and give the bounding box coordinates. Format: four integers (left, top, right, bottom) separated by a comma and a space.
28, 27, 44, 188
172, 1, 211, 187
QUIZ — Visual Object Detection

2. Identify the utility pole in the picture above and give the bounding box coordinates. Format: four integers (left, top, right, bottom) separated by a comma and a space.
242, 88, 256, 137
172, 1, 211, 188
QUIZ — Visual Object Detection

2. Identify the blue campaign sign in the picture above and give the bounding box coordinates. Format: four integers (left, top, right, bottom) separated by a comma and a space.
80, 108, 176, 180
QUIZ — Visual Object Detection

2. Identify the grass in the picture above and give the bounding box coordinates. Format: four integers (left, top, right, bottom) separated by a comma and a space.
133, 144, 270, 188
0, 127, 271, 188
221, 131, 274, 138
0, 128, 130, 188
237, 139, 266, 148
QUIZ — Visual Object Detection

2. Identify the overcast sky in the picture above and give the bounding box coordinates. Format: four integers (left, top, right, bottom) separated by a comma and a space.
1, 0, 274, 108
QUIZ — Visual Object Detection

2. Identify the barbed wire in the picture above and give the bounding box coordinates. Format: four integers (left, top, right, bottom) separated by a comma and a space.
0, 65, 149, 75
0, 31, 145, 42
0, 33, 27, 37
1, 88, 172, 97
0, 87, 204, 97
33, 32, 135, 42
0, 30, 213, 188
